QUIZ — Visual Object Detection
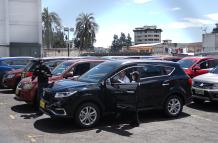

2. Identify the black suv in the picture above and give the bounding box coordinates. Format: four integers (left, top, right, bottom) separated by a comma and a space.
40, 60, 192, 128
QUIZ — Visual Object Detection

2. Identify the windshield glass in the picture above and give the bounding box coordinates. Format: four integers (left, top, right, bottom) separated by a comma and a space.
52, 62, 73, 76
78, 62, 121, 83
178, 59, 196, 69
24, 60, 36, 72
210, 66, 218, 74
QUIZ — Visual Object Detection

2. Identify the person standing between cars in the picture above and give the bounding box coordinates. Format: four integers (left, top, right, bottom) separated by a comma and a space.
129, 71, 140, 127
32, 59, 52, 109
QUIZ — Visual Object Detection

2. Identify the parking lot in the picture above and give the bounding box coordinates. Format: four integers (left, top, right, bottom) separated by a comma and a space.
0, 89, 218, 143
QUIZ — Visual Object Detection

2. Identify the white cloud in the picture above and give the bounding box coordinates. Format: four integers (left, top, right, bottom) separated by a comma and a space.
206, 13, 218, 21
133, 0, 152, 4
170, 7, 181, 11
161, 17, 214, 29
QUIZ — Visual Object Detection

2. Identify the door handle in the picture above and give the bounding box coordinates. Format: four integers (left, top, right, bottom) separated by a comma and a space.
162, 81, 170, 86
126, 90, 135, 94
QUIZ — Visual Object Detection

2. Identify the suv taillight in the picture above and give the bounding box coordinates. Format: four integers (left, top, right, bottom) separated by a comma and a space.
188, 78, 192, 87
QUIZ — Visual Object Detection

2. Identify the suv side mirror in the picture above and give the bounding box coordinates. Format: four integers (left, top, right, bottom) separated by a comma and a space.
192, 65, 200, 71
63, 73, 73, 79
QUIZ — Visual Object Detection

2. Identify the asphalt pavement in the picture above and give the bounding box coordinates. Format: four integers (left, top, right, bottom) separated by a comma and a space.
1, 89, 218, 143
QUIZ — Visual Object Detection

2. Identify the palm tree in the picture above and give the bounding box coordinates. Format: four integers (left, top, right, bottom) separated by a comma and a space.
42, 7, 61, 49
74, 13, 99, 51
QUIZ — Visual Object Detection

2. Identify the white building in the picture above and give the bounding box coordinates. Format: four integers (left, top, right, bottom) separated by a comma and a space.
202, 24, 218, 53
133, 25, 162, 45
0, 0, 42, 57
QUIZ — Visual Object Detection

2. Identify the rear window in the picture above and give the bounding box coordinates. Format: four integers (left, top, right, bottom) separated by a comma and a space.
178, 59, 196, 69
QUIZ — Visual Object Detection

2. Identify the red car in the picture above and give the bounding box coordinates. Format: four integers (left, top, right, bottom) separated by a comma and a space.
178, 57, 218, 78
2, 57, 73, 90
15, 59, 105, 105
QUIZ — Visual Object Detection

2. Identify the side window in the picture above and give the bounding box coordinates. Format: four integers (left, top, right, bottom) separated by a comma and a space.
74, 63, 90, 76
199, 61, 209, 69
45, 61, 58, 70
11, 60, 28, 65
208, 59, 218, 68
90, 62, 101, 68
163, 66, 175, 75
140, 65, 163, 78
2, 60, 12, 65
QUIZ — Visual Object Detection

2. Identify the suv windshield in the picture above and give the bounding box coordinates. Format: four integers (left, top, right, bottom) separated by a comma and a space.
78, 62, 121, 83
52, 62, 73, 76
178, 59, 196, 69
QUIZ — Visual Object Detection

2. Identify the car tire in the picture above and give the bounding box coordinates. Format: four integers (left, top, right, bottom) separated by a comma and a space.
193, 98, 204, 104
164, 95, 183, 117
75, 102, 100, 128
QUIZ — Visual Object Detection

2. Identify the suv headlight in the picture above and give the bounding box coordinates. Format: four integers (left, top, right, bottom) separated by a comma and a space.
55, 91, 77, 98
23, 83, 33, 90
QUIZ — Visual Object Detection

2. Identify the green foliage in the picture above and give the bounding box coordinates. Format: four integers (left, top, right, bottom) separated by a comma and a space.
74, 13, 99, 51
111, 33, 132, 52
42, 7, 63, 48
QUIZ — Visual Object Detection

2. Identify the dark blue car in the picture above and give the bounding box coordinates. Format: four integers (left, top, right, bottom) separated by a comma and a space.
0, 57, 34, 87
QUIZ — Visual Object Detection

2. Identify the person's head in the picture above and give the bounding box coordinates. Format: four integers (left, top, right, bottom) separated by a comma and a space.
131, 71, 140, 82
37, 59, 43, 65
119, 70, 126, 78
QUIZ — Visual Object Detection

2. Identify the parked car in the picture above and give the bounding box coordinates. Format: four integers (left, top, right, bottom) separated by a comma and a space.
192, 65, 218, 104
0, 57, 33, 88
15, 59, 105, 106
178, 57, 218, 78
40, 60, 192, 128
2, 57, 72, 90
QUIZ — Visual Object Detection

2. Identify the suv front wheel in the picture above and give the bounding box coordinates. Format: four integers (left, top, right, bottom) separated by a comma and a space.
75, 102, 100, 128
164, 95, 183, 117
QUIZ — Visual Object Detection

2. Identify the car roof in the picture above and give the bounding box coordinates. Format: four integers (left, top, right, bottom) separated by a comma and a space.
180, 56, 214, 61
107, 59, 179, 67
61, 58, 106, 64
0, 57, 34, 61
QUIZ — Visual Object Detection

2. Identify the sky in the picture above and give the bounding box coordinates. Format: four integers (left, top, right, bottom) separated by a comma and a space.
42, 0, 218, 48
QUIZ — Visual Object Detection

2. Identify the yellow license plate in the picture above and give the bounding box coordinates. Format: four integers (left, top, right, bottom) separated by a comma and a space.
40, 100, 45, 109
15, 88, 19, 95
195, 89, 204, 95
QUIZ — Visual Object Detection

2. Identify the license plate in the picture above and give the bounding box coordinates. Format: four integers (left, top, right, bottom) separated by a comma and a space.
195, 89, 204, 95
40, 100, 45, 109
15, 88, 19, 95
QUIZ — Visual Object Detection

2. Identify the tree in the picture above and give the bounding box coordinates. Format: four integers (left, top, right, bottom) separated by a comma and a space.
111, 34, 121, 52
126, 33, 132, 48
42, 7, 62, 48
110, 33, 132, 52
52, 31, 66, 48
74, 13, 99, 51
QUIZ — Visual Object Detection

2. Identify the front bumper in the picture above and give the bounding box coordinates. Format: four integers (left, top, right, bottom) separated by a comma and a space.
192, 87, 218, 101
40, 98, 71, 118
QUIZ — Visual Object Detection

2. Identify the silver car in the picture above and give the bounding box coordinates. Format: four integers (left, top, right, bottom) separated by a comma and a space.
192, 66, 218, 104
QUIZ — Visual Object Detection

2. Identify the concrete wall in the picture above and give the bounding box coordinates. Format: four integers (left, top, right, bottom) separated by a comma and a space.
0, 46, 9, 57
203, 33, 217, 52
0, 0, 42, 57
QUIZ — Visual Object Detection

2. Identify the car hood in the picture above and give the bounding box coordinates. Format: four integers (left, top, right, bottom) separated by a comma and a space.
50, 79, 97, 92
193, 73, 218, 83
7, 68, 24, 74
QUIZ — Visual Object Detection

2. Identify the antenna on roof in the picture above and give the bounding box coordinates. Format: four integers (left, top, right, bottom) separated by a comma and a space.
201, 25, 208, 34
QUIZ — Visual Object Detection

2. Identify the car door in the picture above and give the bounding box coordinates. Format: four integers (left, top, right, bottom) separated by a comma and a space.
105, 66, 142, 111
193, 59, 214, 77
138, 64, 174, 107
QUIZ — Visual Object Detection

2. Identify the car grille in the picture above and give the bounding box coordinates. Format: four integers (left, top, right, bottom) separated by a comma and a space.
193, 81, 214, 89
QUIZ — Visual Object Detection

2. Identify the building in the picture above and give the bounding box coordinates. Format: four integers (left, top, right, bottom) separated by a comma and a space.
0, 0, 42, 57
133, 25, 162, 45
128, 43, 161, 53
202, 24, 218, 54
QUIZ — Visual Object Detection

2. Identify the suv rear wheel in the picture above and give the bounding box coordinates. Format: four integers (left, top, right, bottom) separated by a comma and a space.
164, 95, 183, 117
75, 102, 100, 128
